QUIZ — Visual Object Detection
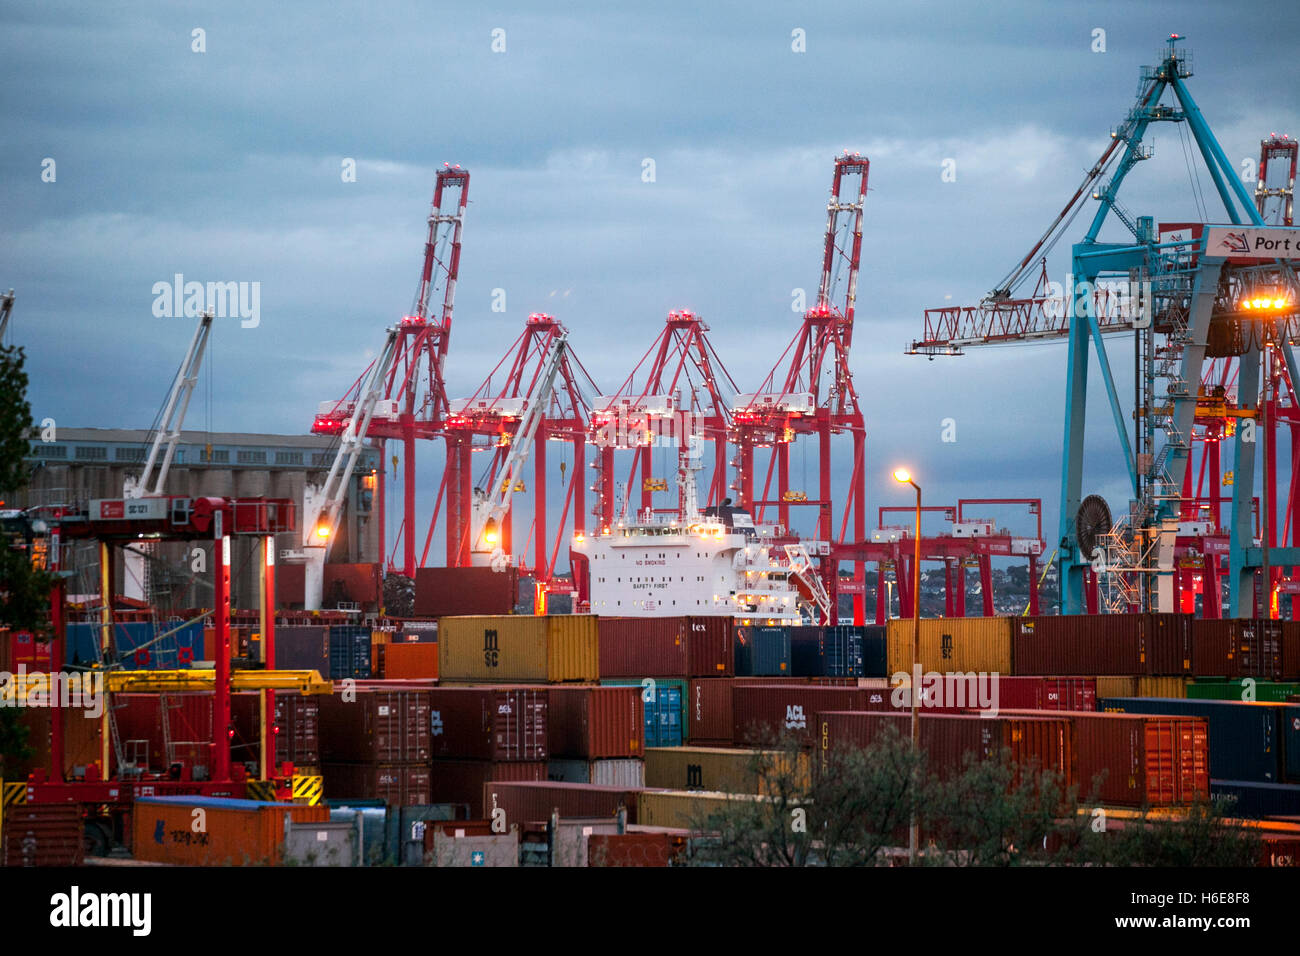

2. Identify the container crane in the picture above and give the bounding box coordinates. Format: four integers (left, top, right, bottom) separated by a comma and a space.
298, 326, 400, 609
732, 152, 870, 623
0, 288, 14, 342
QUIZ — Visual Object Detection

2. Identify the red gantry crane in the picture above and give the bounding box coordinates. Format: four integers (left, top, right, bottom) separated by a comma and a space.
732, 152, 870, 623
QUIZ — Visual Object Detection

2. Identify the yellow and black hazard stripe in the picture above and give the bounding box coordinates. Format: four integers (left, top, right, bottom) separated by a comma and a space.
245, 780, 278, 802
0, 781, 27, 843
291, 775, 323, 806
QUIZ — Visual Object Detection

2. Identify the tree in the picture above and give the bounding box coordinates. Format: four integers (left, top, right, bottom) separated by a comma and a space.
0, 344, 33, 494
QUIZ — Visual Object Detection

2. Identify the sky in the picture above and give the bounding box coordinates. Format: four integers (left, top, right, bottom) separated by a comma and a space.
3, 0, 1299, 570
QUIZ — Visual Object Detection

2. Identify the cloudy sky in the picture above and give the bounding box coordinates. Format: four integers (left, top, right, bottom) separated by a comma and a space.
4, 1, 1298, 569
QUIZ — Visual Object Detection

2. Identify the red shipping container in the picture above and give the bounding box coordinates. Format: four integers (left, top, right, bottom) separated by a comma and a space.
110, 693, 214, 775
732, 684, 871, 746
324, 761, 432, 806
1238, 619, 1284, 681
414, 566, 518, 617
1000, 709, 1208, 807
2, 803, 84, 867
816, 711, 1073, 785
485, 781, 642, 827
231, 692, 321, 769
385, 643, 439, 679
277, 563, 306, 606
8, 630, 53, 670
688, 678, 733, 743
597, 617, 688, 678
1014, 615, 1146, 676
589, 831, 685, 867
429, 687, 547, 761
998, 676, 1097, 712
430, 760, 548, 817
1145, 614, 1192, 676
1284, 623, 1300, 680
323, 562, 381, 605
319, 688, 431, 763
548, 686, 644, 758
686, 617, 734, 677
1191, 620, 1239, 677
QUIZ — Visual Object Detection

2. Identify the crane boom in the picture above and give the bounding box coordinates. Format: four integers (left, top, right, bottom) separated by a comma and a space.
0, 289, 13, 342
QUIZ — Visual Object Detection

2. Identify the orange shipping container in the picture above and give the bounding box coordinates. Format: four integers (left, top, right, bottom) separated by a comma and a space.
132, 796, 329, 866
386, 642, 439, 680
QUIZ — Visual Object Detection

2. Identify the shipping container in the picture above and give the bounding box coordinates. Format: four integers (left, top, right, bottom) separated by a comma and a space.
272, 626, 331, 675
996, 676, 1097, 712
428, 687, 547, 761
2, 802, 84, 867
428, 826, 520, 867
547, 686, 644, 758
281, 820, 357, 866
1239, 619, 1285, 680
486, 780, 642, 827
644, 746, 809, 793
438, 615, 599, 683
597, 617, 688, 678
110, 692, 214, 776
415, 566, 519, 617
602, 678, 686, 747
731, 683, 871, 746
1279, 703, 1300, 783
385, 642, 439, 680
322, 562, 381, 605
322, 762, 432, 807
688, 678, 733, 744
11, 705, 101, 781
734, 626, 791, 676
887, 617, 1012, 677
999, 709, 1208, 806
816, 711, 1073, 784
1188, 680, 1300, 702
1014, 616, 1144, 676
588, 831, 685, 867
791, 626, 865, 678
861, 625, 888, 678
1210, 780, 1300, 819
686, 617, 734, 677
1283, 622, 1300, 680
328, 626, 373, 680
429, 760, 547, 818
1144, 613, 1192, 675
319, 688, 431, 763
1190, 620, 1240, 677
370, 642, 386, 679
636, 789, 768, 830
1099, 697, 1283, 783
131, 795, 328, 866
547, 758, 646, 788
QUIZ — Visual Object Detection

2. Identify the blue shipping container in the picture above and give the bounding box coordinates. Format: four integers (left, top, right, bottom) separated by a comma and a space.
1099, 697, 1282, 783
791, 626, 866, 678
1210, 780, 1300, 819
1279, 703, 1300, 783
734, 626, 791, 677
861, 625, 888, 677
65, 621, 202, 670
601, 678, 686, 746
329, 626, 372, 680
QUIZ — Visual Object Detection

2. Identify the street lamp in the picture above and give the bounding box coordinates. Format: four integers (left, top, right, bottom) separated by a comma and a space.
893, 467, 922, 865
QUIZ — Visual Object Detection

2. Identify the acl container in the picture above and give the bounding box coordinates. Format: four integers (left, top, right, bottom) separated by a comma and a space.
644, 746, 809, 793
1000, 709, 1208, 806
485, 781, 643, 826
1099, 697, 1284, 783
427, 687, 548, 761
438, 615, 598, 682
731, 684, 871, 746
547, 686, 645, 758
816, 711, 1073, 785
886, 617, 1012, 677
322, 762, 432, 806
319, 688, 431, 763
132, 795, 329, 866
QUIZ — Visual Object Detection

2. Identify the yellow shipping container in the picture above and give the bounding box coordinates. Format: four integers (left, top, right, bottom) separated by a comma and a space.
644, 747, 810, 794
545, 614, 600, 682
885, 617, 1012, 677
636, 790, 770, 830
1095, 676, 1137, 699
437, 615, 599, 682
1095, 676, 1189, 699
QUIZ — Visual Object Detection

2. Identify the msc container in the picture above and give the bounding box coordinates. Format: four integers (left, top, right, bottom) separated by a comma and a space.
1189, 680, 1300, 703
816, 711, 1073, 784
485, 781, 642, 827
319, 688, 431, 763
601, 678, 686, 747
272, 626, 331, 674
322, 762, 432, 807
1099, 697, 1282, 783
791, 626, 865, 678
547, 686, 644, 758
644, 746, 809, 793
597, 617, 688, 677
383, 642, 438, 679
415, 566, 519, 617
734, 626, 791, 676
688, 678, 733, 744
2, 802, 84, 867
886, 617, 1012, 677
131, 795, 328, 866
1210, 780, 1300, 819
429, 760, 547, 818
1001, 709, 1209, 806
328, 626, 373, 680
438, 615, 599, 682
636, 789, 767, 829
547, 758, 646, 788
427, 687, 547, 761
731, 683, 870, 746
686, 616, 734, 677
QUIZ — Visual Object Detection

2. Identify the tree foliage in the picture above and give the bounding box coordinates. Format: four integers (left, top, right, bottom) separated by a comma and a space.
0, 344, 33, 495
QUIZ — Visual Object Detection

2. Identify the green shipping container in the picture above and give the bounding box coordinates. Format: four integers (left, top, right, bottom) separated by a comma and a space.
1187, 680, 1300, 703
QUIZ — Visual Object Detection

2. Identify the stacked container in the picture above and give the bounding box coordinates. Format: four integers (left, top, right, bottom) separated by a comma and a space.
438, 615, 598, 683
321, 687, 431, 805
547, 686, 645, 786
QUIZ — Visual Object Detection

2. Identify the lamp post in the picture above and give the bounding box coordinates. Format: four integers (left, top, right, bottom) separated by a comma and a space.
893, 467, 921, 865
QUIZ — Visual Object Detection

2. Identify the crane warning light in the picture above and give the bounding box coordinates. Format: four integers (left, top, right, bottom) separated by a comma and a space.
315, 523, 331, 539
483, 518, 500, 546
